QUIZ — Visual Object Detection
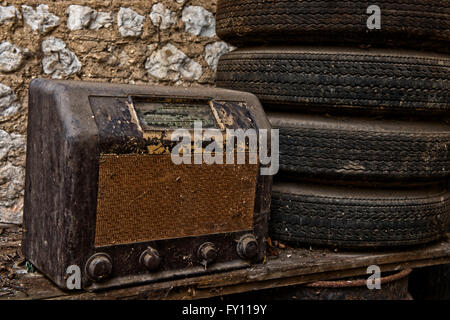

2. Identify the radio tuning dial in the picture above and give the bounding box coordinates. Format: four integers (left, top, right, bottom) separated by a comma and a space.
237, 234, 259, 260
86, 253, 112, 282
140, 247, 161, 271
197, 242, 218, 264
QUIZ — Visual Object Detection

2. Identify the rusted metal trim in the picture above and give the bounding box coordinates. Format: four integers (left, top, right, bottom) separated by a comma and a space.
305, 269, 412, 288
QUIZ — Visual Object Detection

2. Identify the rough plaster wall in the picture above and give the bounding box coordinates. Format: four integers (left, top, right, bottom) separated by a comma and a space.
0, 0, 235, 224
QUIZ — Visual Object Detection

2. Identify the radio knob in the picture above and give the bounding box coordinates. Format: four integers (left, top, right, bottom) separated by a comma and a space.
140, 247, 161, 271
237, 234, 259, 260
86, 253, 112, 282
197, 242, 218, 264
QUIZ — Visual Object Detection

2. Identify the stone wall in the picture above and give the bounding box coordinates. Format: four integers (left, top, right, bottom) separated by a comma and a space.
0, 0, 234, 224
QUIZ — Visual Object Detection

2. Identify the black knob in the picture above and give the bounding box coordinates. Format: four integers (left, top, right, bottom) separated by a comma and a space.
237, 234, 258, 259
86, 253, 112, 282
197, 242, 218, 264
140, 247, 161, 271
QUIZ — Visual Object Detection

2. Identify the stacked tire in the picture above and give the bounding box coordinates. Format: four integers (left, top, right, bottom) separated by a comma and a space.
215, 1, 450, 250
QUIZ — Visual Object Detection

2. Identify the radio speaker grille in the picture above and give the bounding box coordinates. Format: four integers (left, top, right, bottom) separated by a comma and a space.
94, 154, 258, 247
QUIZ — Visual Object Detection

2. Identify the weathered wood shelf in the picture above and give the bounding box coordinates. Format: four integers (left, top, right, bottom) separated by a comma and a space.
1, 226, 449, 300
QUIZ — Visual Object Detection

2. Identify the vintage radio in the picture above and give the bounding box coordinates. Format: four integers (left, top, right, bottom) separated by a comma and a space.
22, 79, 272, 290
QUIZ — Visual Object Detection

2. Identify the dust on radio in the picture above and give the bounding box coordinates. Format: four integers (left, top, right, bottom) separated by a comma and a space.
170, 121, 279, 176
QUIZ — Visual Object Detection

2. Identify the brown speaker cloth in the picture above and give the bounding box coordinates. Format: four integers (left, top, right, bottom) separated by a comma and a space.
95, 153, 258, 247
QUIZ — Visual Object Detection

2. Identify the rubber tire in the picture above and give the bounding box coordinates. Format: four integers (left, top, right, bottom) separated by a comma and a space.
269, 113, 450, 181
216, 47, 450, 115
216, 0, 450, 53
270, 182, 450, 248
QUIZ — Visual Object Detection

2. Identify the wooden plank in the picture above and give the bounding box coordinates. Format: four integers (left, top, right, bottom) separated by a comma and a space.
1, 227, 449, 300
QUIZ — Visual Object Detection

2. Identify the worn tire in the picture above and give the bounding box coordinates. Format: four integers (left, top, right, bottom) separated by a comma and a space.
216, 0, 450, 52
216, 47, 450, 115
270, 182, 450, 248
270, 113, 450, 181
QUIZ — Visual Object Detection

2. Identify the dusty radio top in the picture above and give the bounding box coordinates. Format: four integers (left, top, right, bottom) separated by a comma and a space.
22, 79, 272, 291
